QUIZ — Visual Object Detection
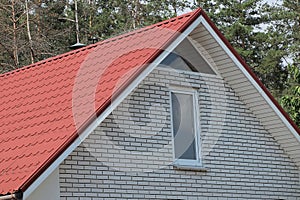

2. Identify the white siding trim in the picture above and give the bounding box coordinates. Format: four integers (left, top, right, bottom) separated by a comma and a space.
199, 16, 300, 143
156, 66, 219, 79
23, 15, 202, 199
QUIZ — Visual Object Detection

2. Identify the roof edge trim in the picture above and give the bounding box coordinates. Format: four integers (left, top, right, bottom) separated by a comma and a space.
199, 10, 300, 139
22, 10, 202, 199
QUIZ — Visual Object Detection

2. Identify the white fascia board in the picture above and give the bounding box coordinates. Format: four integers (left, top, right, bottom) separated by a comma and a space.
23, 16, 202, 199
199, 16, 300, 143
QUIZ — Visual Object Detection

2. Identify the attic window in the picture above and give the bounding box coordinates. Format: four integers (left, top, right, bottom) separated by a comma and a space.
160, 38, 216, 74
170, 88, 202, 167
161, 52, 198, 72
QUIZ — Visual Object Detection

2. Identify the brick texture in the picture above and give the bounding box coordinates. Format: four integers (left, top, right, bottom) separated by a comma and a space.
60, 68, 300, 199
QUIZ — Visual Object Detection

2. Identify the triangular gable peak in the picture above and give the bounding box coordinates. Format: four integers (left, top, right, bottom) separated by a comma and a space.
0, 8, 299, 199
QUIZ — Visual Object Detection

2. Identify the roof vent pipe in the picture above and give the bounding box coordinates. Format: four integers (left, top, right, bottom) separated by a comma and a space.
0, 191, 23, 200
69, 0, 86, 50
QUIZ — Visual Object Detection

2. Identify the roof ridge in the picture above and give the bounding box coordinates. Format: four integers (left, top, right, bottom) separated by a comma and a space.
0, 9, 198, 80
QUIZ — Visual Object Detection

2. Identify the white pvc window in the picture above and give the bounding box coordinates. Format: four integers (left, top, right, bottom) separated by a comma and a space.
170, 89, 201, 166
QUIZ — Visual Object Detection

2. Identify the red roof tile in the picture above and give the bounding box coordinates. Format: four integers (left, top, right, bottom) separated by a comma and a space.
0, 9, 201, 194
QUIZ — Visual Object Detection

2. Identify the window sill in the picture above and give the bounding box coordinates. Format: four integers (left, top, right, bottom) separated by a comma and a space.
172, 164, 208, 172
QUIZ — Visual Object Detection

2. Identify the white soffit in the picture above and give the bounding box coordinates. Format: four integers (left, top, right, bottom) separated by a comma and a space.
191, 16, 300, 166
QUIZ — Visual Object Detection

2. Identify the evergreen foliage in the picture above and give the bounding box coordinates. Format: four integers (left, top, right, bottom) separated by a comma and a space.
281, 65, 300, 126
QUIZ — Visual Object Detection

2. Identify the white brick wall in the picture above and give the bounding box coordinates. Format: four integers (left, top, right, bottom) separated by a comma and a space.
60, 68, 300, 199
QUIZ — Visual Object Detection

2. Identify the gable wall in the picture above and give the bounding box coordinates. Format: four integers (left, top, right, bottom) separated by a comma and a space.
60, 68, 300, 199
27, 168, 60, 200
189, 22, 300, 164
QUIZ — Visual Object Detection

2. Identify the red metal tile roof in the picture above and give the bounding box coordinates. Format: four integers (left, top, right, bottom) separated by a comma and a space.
0, 9, 201, 194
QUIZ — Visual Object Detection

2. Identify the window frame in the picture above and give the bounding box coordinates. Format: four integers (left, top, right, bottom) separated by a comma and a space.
169, 87, 202, 167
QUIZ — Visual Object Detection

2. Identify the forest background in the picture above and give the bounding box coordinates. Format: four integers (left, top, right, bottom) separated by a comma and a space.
0, 0, 299, 125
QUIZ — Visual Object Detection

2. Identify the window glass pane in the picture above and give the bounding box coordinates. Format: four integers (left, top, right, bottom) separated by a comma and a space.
159, 38, 216, 74
160, 52, 197, 72
171, 92, 196, 160
174, 39, 216, 74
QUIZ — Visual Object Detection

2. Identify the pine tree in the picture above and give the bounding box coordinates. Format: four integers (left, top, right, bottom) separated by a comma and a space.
278, 0, 300, 126
0, 0, 26, 72
0, 0, 75, 72
0, 0, 192, 72
282, 0, 299, 65
280, 65, 300, 126
76, 0, 191, 42
32, 0, 75, 58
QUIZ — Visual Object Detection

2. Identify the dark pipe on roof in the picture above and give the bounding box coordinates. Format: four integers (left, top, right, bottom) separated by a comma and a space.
0, 191, 23, 200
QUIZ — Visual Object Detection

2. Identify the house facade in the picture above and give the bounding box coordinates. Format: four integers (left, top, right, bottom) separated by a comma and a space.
0, 8, 300, 200
59, 67, 300, 199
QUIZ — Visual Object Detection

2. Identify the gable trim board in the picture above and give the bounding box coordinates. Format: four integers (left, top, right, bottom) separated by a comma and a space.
0, 8, 299, 199
197, 13, 300, 160
22, 10, 203, 200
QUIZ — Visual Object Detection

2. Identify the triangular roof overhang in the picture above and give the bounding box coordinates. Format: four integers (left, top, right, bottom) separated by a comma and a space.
21, 9, 204, 199
0, 9, 203, 197
1, 8, 298, 199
